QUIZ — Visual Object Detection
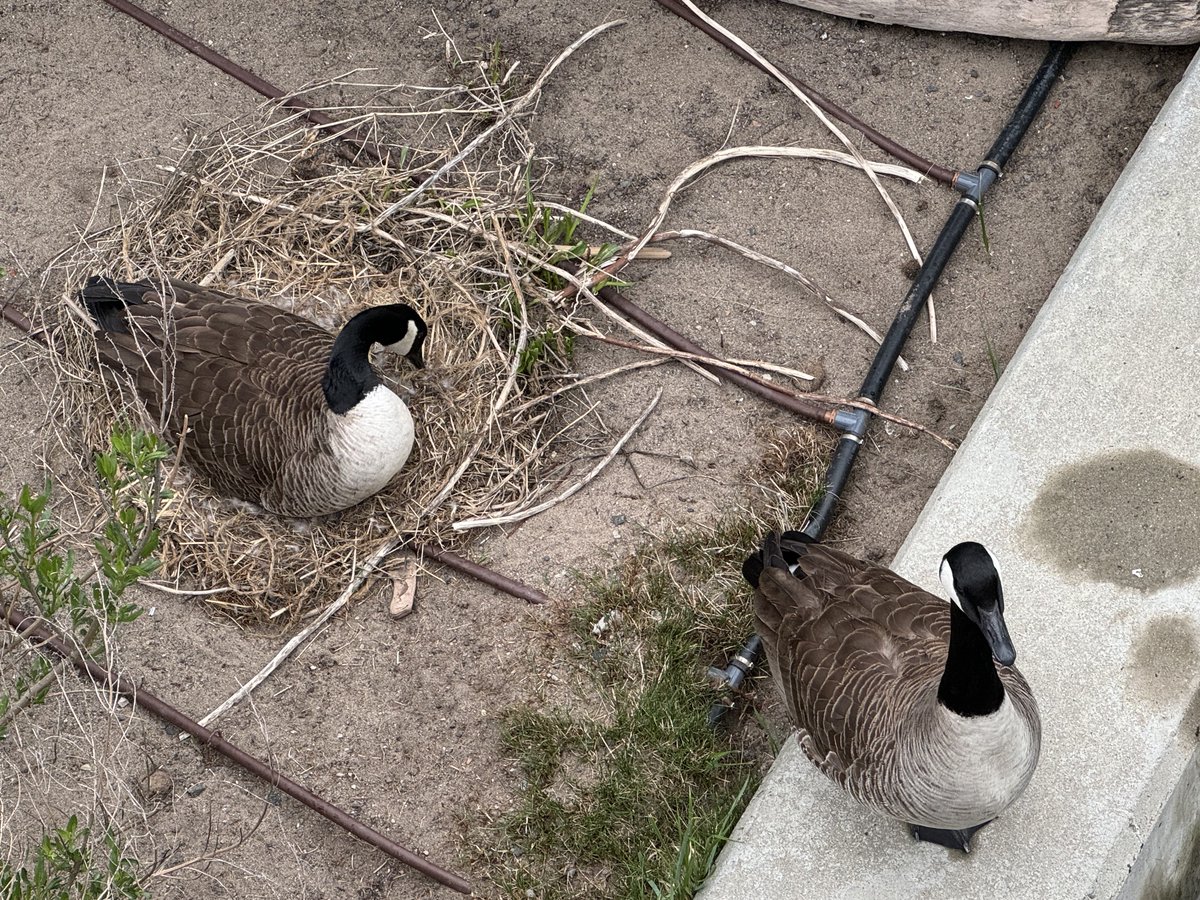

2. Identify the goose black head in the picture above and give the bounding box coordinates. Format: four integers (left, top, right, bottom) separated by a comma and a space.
324, 304, 429, 414
370, 304, 428, 369
939, 541, 1015, 666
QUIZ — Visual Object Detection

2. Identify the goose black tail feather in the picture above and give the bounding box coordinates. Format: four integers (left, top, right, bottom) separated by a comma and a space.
742, 529, 816, 588
79, 276, 156, 334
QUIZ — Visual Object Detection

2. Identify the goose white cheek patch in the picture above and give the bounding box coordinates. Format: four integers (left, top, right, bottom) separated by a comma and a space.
940, 559, 964, 611
384, 320, 419, 356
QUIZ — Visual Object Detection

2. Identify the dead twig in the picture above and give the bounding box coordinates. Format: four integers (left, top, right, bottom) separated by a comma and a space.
649, 228, 909, 371
371, 19, 625, 223
666, 2, 938, 342
188, 539, 396, 737
453, 388, 663, 530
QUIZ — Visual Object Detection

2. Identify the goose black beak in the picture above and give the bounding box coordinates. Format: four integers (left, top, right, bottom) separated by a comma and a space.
408, 346, 425, 369
978, 607, 1016, 667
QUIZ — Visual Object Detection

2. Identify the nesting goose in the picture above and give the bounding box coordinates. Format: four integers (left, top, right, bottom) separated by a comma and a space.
743, 532, 1041, 852
81, 276, 427, 518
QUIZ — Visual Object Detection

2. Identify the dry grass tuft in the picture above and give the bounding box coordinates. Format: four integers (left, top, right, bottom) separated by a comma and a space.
35, 36, 622, 620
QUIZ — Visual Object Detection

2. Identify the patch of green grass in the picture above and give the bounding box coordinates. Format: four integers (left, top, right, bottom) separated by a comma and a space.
517, 173, 620, 290
479, 428, 825, 898
518, 327, 575, 377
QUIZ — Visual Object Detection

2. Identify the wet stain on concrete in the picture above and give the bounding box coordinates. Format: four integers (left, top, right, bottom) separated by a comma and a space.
1025, 449, 1200, 591
1128, 616, 1200, 705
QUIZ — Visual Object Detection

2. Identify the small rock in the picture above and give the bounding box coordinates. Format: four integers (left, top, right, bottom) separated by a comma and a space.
925, 84, 939, 93
186, 782, 206, 798
142, 769, 172, 799
969, 68, 979, 78
952, 351, 965, 367
870, 64, 881, 76
611, 514, 626, 526
388, 559, 418, 619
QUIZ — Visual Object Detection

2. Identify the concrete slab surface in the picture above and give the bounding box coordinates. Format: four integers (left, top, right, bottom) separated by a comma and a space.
700, 46, 1200, 900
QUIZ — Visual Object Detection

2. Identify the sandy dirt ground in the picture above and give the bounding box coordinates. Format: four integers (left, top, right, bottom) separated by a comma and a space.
0, 1, 1193, 897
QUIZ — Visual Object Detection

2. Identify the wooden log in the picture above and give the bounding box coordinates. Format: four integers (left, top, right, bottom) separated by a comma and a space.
777, 0, 1200, 44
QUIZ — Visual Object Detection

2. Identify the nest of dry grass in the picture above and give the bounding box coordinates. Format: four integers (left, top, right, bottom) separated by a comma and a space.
37, 34, 624, 620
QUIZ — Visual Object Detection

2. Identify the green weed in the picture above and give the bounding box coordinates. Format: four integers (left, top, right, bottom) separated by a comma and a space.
976, 195, 991, 255
480, 427, 826, 898
0, 430, 167, 897
0, 815, 143, 900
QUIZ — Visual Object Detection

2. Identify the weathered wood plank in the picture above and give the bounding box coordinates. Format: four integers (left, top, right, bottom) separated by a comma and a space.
777, 0, 1200, 44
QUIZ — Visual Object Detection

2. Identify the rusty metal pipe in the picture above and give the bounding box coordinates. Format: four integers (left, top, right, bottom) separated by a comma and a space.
98, 0, 386, 163
4, 604, 473, 894
419, 544, 550, 604
572, 268, 837, 425
653, 0, 959, 186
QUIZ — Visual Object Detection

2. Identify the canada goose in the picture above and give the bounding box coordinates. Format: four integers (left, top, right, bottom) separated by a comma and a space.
81, 276, 427, 518
743, 532, 1041, 852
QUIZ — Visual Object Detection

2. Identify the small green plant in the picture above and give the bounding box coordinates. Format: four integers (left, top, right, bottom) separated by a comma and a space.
0, 429, 168, 738
517, 328, 575, 377
984, 333, 1002, 382
485, 39, 506, 88
517, 173, 620, 289
482, 429, 825, 898
0, 814, 143, 900
0, 431, 166, 899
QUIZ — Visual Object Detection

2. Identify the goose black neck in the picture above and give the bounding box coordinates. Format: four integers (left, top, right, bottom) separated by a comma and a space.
938, 603, 1005, 717
322, 320, 381, 414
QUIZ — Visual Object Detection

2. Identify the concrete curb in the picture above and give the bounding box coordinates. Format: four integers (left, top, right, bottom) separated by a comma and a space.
700, 46, 1200, 900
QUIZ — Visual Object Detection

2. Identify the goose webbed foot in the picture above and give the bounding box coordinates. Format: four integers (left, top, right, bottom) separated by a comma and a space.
909, 821, 991, 852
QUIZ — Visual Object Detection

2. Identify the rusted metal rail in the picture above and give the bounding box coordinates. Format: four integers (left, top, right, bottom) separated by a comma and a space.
4, 604, 472, 894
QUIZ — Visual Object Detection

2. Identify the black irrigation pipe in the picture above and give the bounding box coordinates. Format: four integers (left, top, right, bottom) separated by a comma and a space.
804, 41, 1076, 539
4, 604, 473, 894
99, 0, 387, 164
653, 0, 961, 187
709, 42, 1076, 725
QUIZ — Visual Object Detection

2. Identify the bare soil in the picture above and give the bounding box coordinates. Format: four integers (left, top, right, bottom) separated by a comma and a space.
0, 1, 1192, 897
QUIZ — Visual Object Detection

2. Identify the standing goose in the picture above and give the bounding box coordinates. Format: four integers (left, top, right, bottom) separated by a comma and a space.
743, 532, 1041, 852
81, 275, 428, 518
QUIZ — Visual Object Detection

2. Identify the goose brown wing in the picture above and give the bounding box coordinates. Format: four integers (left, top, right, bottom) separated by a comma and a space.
94, 281, 336, 504
754, 543, 948, 783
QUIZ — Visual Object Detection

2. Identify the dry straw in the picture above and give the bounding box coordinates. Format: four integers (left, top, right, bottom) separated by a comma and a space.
37, 27, 627, 620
